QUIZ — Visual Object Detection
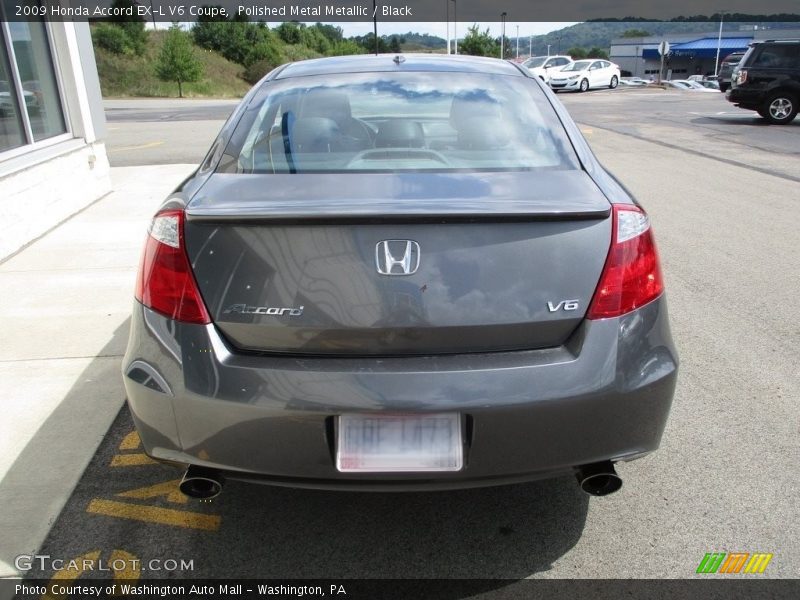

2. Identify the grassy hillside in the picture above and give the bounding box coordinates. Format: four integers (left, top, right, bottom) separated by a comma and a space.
94, 30, 251, 98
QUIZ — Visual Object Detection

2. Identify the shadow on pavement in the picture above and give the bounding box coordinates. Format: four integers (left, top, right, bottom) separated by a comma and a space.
0, 319, 131, 578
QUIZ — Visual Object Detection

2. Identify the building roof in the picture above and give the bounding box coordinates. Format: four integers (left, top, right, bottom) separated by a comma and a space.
640, 37, 753, 59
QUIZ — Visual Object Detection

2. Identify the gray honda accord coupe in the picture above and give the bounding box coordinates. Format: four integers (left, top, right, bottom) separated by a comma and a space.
123, 54, 678, 500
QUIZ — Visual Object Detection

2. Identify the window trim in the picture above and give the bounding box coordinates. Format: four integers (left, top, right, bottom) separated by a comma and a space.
0, 15, 71, 157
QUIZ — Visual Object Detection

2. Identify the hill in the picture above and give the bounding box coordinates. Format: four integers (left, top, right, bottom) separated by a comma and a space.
94, 30, 252, 98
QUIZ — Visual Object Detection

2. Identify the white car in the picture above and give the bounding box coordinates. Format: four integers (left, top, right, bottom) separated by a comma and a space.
674, 79, 719, 93
549, 60, 621, 92
666, 80, 718, 93
522, 55, 573, 83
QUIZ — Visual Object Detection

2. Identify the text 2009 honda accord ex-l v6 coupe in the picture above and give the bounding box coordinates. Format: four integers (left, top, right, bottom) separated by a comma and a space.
123, 54, 678, 500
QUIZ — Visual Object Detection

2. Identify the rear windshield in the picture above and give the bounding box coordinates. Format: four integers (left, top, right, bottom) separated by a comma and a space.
217, 72, 580, 174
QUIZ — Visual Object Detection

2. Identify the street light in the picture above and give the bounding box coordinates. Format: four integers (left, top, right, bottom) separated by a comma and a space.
500, 12, 507, 59
451, 0, 458, 55
714, 10, 727, 77
516, 25, 519, 59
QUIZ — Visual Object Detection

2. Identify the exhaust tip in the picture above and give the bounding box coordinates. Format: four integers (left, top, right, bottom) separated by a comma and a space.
179, 466, 224, 500
576, 461, 622, 496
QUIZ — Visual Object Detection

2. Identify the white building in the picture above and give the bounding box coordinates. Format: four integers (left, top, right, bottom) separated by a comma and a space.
1, 18, 110, 260
610, 27, 800, 79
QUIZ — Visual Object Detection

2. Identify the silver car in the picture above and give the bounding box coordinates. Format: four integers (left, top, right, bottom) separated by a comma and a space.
123, 54, 678, 500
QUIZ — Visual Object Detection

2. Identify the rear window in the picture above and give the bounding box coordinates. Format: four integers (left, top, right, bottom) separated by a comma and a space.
217, 72, 579, 174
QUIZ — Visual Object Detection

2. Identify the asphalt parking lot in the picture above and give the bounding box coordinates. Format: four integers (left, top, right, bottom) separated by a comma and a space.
24, 89, 799, 582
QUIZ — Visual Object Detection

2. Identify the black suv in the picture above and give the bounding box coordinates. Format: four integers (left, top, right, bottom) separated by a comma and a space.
725, 40, 800, 125
717, 51, 745, 93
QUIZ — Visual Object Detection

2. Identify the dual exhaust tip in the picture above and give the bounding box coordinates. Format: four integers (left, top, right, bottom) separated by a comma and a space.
178, 461, 621, 500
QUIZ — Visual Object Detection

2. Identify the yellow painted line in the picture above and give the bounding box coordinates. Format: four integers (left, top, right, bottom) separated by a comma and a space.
580, 127, 594, 135
119, 430, 141, 450
117, 479, 188, 505
86, 498, 221, 531
110, 453, 157, 466
108, 141, 164, 153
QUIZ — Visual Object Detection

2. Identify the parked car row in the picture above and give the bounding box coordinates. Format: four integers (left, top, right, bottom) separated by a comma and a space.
522, 55, 621, 93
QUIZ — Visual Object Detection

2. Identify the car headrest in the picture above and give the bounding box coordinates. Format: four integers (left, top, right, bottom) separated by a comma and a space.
301, 89, 352, 125
456, 117, 511, 150
375, 120, 425, 148
291, 117, 341, 153
449, 92, 502, 130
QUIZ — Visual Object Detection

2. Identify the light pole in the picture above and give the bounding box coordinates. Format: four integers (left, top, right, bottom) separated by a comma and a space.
547, 44, 551, 57
446, 0, 450, 55
451, 0, 457, 55
500, 12, 507, 59
529, 35, 532, 57
516, 25, 519, 59
714, 10, 727, 77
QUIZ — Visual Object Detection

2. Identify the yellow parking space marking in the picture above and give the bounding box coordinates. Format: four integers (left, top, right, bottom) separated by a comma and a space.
108, 141, 164, 154
117, 479, 188, 505
580, 127, 594, 135
119, 430, 141, 450
109, 549, 141, 580
110, 453, 157, 466
87, 498, 221, 531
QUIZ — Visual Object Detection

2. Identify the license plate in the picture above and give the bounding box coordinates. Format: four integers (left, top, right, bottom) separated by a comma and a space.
336, 414, 463, 473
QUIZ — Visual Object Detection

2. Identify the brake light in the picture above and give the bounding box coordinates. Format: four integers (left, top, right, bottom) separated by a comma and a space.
134, 209, 211, 324
586, 204, 664, 319
736, 70, 748, 85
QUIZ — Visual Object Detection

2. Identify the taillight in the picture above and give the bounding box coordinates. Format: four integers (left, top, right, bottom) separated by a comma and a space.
134, 209, 211, 324
736, 70, 748, 85
586, 204, 664, 320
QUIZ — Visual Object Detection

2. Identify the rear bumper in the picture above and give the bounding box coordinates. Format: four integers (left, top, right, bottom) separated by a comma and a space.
123, 298, 678, 490
726, 86, 763, 109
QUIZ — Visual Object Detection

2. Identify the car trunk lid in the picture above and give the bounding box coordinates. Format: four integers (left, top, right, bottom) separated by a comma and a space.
184, 171, 611, 355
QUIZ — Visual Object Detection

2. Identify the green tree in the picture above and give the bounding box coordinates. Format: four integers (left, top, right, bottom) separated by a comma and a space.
92, 23, 130, 54
109, 0, 148, 55
389, 35, 401, 53
155, 25, 203, 98
459, 24, 498, 58
587, 47, 609, 60
566, 46, 587, 59
621, 29, 650, 38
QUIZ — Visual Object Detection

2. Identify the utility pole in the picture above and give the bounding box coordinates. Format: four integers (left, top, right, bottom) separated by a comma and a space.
500, 12, 507, 59
454, 1, 458, 55
516, 25, 519, 59
714, 10, 727, 77
446, 0, 450, 55
373, 0, 378, 55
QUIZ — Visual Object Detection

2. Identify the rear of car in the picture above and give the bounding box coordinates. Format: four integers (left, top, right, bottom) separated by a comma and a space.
550, 60, 620, 92
523, 55, 572, 83
718, 51, 746, 92
726, 41, 800, 124
123, 55, 677, 497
